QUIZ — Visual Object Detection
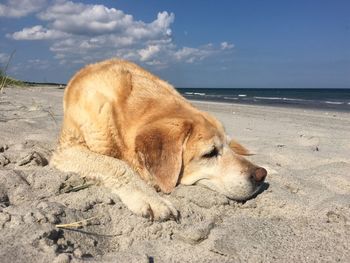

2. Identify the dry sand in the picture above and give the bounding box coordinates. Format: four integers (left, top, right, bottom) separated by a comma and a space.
0, 86, 349, 263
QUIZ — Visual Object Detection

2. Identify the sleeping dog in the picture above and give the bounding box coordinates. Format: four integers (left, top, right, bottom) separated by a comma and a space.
51, 59, 267, 220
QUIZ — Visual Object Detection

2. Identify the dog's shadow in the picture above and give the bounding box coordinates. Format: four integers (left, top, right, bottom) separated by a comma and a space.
252, 182, 270, 199
240, 182, 270, 203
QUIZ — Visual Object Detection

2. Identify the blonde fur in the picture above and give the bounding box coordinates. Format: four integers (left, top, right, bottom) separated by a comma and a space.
51, 59, 266, 220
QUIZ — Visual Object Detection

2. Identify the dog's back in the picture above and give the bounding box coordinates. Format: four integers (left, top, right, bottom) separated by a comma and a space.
58, 59, 197, 158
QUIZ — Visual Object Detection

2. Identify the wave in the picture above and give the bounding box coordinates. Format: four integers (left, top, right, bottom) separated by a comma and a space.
206, 94, 222, 98
254, 96, 283, 100
178, 89, 350, 111
281, 97, 308, 102
324, 101, 344, 105
253, 96, 311, 102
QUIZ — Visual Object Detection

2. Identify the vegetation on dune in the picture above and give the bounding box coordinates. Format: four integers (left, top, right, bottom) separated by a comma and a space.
0, 69, 24, 89
0, 50, 24, 93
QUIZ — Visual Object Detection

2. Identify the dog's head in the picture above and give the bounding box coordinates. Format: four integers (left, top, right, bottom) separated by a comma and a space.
135, 112, 267, 201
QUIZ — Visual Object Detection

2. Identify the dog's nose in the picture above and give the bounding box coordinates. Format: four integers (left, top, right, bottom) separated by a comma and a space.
253, 167, 267, 182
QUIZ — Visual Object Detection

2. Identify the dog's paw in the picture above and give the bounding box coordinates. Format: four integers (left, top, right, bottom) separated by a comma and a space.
117, 188, 178, 221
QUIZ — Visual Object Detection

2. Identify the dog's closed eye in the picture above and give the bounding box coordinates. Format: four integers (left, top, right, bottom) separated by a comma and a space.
202, 147, 219, 158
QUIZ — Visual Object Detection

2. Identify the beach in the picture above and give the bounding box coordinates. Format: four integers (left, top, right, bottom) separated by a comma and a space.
0, 86, 349, 262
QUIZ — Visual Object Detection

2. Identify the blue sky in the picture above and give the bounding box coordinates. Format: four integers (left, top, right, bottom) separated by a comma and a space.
0, 0, 349, 88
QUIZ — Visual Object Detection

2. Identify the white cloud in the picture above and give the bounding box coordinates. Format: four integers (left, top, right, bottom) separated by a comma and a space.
36, 1, 173, 39
139, 45, 161, 61
0, 0, 47, 18
38, 1, 134, 35
8, 0, 233, 67
174, 47, 208, 63
220, 42, 234, 50
11, 25, 69, 40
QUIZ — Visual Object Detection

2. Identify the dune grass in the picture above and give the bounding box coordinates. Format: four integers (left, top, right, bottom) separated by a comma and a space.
0, 70, 24, 90
0, 50, 23, 93
56, 216, 98, 229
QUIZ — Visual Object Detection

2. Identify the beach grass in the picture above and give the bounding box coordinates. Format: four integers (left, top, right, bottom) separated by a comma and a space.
0, 71, 24, 91
55, 216, 98, 229
0, 50, 24, 93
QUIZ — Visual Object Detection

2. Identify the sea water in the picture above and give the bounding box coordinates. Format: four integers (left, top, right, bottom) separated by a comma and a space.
176, 88, 350, 111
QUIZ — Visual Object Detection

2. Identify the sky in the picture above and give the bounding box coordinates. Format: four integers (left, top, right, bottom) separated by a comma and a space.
0, 0, 349, 88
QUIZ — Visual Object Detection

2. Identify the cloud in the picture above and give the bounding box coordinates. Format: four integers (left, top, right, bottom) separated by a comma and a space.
38, 1, 135, 35
8, 0, 233, 67
221, 42, 234, 50
139, 45, 161, 61
174, 46, 216, 63
35, 1, 174, 39
0, 0, 47, 18
11, 25, 69, 40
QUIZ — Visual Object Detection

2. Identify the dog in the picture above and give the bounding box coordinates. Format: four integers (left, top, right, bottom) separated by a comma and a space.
51, 59, 267, 220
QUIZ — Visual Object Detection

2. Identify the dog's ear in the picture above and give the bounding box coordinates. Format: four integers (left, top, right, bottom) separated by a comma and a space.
229, 139, 253, 156
135, 119, 192, 193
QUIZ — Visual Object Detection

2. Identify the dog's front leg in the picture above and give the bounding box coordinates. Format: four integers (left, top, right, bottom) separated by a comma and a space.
50, 146, 178, 221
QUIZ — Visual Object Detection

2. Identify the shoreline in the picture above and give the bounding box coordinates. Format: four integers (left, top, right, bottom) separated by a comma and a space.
4, 84, 350, 112
189, 99, 350, 122
4, 85, 350, 113
178, 87, 350, 113
186, 96, 350, 113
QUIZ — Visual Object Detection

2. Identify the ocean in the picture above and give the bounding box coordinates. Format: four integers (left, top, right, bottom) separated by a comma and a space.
176, 88, 350, 112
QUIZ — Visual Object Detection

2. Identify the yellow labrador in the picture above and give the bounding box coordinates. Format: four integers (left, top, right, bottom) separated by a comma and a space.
51, 59, 267, 220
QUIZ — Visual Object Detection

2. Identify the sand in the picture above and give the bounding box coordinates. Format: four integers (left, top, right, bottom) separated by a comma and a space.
0, 86, 349, 263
